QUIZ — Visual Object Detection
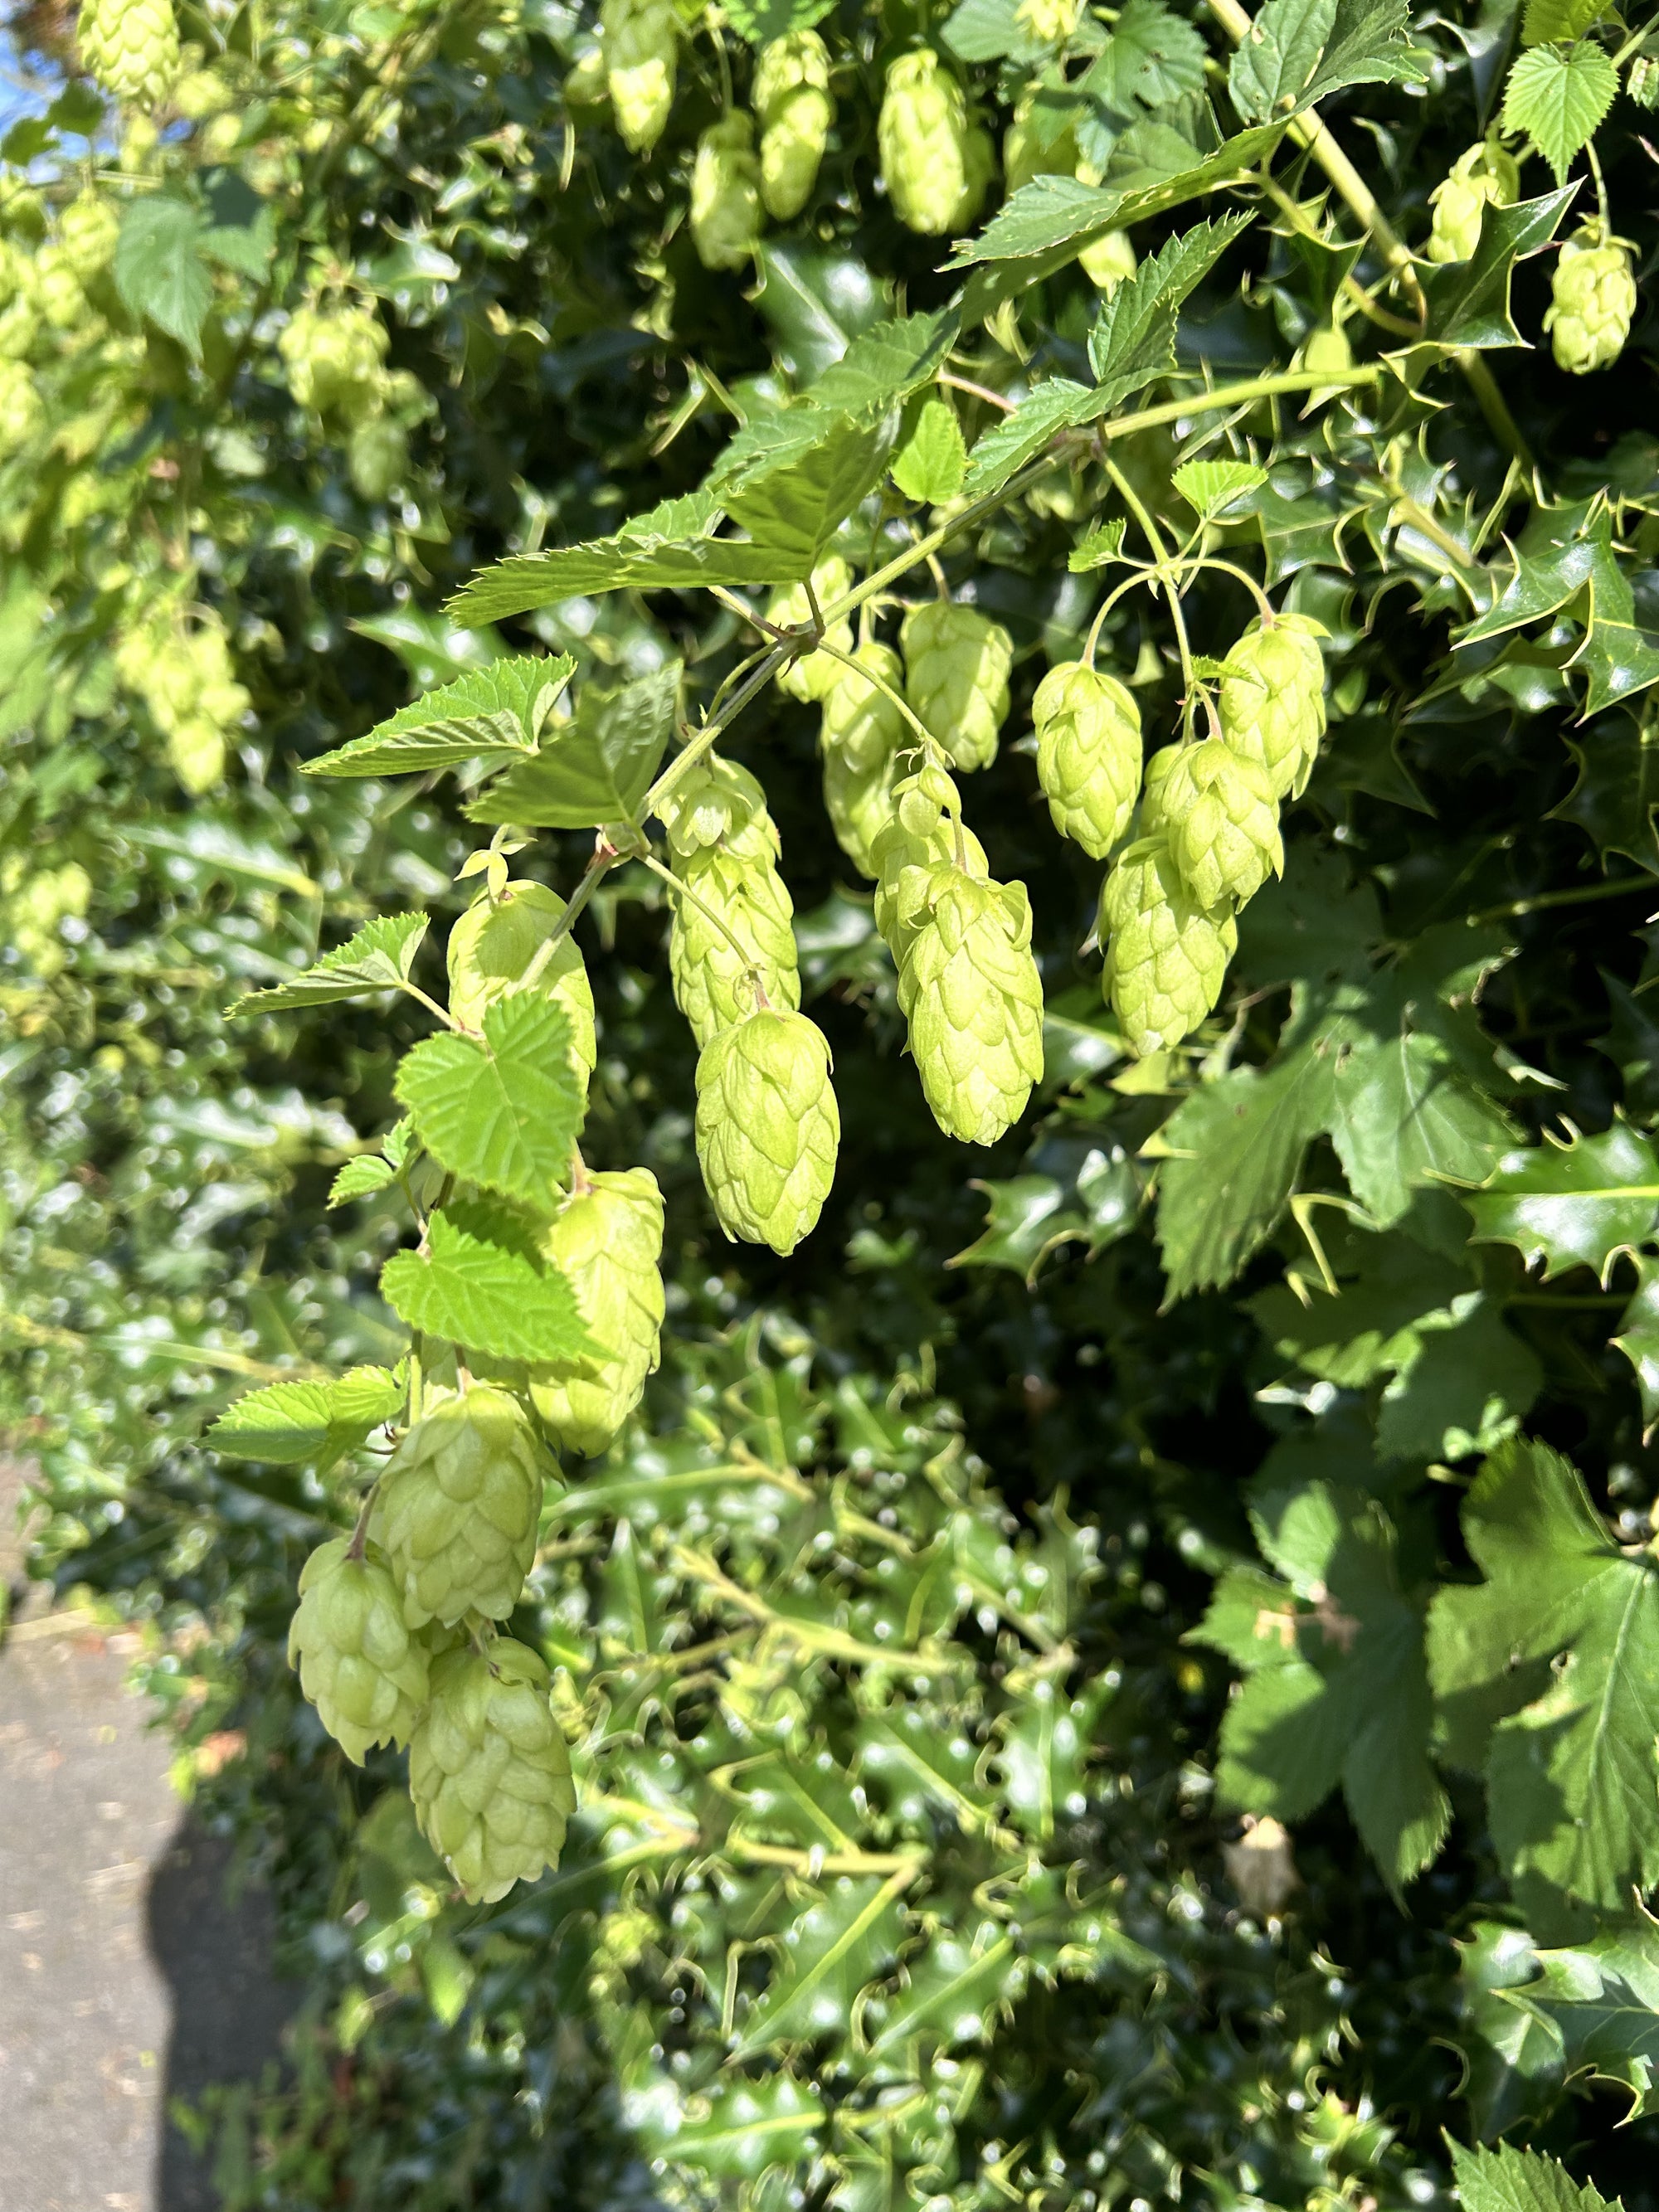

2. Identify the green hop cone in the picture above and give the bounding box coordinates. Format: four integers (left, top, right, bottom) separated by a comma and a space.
691, 115, 763, 272
287, 1537, 431, 1765
78, 0, 178, 106
901, 600, 1012, 773
600, 0, 677, 153
1160, 737, 1282, 910
372, 1388, 547, 1630
658, 751, 773, 863
1100, 838, 1238, 1056
58, 194, 121, 282
871, 759, 990, 961
1032, 661, 1143, 858
1079, 224, 1137, 293
1426, 143, 1519, 265
822, 743, 898, 879
767, 554, 853, 702
820, 639, 908, 771
879, 50, 975, 236
409, 1641, 577, 1903
753, 31, 834, 221
1004, 90, 1078, 195
898, 868, 1044, 1145
1015, 0, 1080, 39
446, 878, 597, 1099
528, 1168, 665, 1458
0, 360, 42, 459
694, 1008, 839, 1253
659, 757, 800, 1045
1217, 612, 1328, 801
1545, 225, 1638, 374
348, 414, 409, 501
279, 303, 390, 420
1629, 55, 1659, 108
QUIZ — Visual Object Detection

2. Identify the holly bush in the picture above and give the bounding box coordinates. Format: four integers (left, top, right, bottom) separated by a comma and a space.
6, 0, 1659, 2202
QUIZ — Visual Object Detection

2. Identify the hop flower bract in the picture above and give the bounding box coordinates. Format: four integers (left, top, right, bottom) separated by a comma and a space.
694, 1008, 839, 1252
1160, 738, 1283, 909
446, 879, 597, 1097
1032, 661, 1143, 858
691, 116, 763, 272
372, 1388, 547, 1629
1545, 226, 1637, 374
1217, 612, 1327, 801
529, 1168, 665, 1458
410, 1641, 577, 1902
1100, 838, 1238, 1056
898, 867, 1044, 1145
901, 600, 1012, 772
288, 1537, 431, 1764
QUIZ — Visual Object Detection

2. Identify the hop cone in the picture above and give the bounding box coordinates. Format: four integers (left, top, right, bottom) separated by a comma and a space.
898, 868, 1044, 1145
372, 1388, 547, 1629
692, 115, 763, 271
410, 1641, 577, 1902
288, 1538, 431, 1764
660, 758, 800, 1043
529, 1169, 665, 1458
956, 123, 995, 232
820, 639, 908, 771
1032, 661, 1143, 858
447, 879, 596, 1096
1015, 0, 1079, 37
767, 554, 852, 702
1004, 90, 1078, 194
1427, 144, 1518, 265
694, 1009, 839, 1252
1217, 612, 1328, 800
753, 31, 833, 221
878, 51, 974, 236
1629, 55, 1659, 108
349, 416, 409, 501
0, 360, 41, 459
601, 0, 677, 153
279, 304, 389, 419
1545, 226, 1637, 374
78, 0, 178, 106
871, 759, 989, 961
59, 195, 121, 282
659, 751, 772, 864
1160, 738, 1282, 909
1080, 226, 1136, 294
902, 600, 1012, 772
822, 744, 898, 879
1100, 839, 1238, 1056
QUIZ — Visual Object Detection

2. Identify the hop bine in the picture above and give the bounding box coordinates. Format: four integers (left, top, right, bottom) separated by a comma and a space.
1159, 738, 1283, 910
528, 1167, 665, 1458
878, 51, 990, 236
898, 866, 1044, 1145
1216, 612, 1328, 800
901, 600, 1013, 772
599, 0, 677, 153
447, 878, 597, 1097
372, 1388, 548, 1629
1032, 661, 1144, 858
691, 116, 763, 271
1426, 143, 1518, 265
659, 757, 800, 1047
752, 31, 834, 221
694, 1007, 839, 1253
1099, 838, 1238, 1056
288, 1537, 431, 1764
410, 1641, 577, 1902
1545, 224, 1637, 374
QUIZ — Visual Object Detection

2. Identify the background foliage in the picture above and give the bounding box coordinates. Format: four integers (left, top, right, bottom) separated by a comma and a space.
4, 0, 1659, 2204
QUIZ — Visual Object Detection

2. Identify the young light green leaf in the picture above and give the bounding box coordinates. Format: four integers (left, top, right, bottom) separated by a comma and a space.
941, 0, 1053, 64
1521, 0, 1608, 44
395, 995, 584, 1212
207, 1364, 406, 1467
1501, 42, 1618, 183
1172, 459, 1270, 515
114, 194, 213, 357
303, 656, 574, 778
1068, 517, 1129, 570
1084, 0, 1209, 111
1452, 2144, 1618, 2212
231, 913, 430, 1014
380, 1205, 593, 1362
891, 397, 969, 503
328, 1152, 398, 1205
467, 661, 680, 829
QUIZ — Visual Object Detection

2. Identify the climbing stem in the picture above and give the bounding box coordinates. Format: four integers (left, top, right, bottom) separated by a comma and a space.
1105, 457, 1197, 713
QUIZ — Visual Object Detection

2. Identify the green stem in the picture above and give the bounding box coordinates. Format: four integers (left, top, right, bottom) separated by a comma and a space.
636, 850, 761, 978
1105, 457, 1198, 714
1470, 875, 1656, 925
806, 636, 941, 756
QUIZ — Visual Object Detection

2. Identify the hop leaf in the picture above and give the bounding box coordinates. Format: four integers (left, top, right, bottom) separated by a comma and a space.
872, 759, 990, 962
372, 1388, 549, 1629
446, 878, 596, 1096
77, 0, 178, 106
753, 32, 834, 221
901, 600, 1013, 773
1032, 660, 1144, 858
878, 51, 987, 237
287, 1538, 432, 1764
600, 0, 678, 153
1160, 738, 1284, 909
1427, 144, 1519, 264
528, 1168, 666, 1457
1217, 612, 1328, 801
691, 115, 763, 272
767, 554, 852, 702
694, 1008, 839, 1252
898, 867, 1044, 1145
410, 1640, 577, 1902
1544, 225, 1637, 373
1100, 837, 1238, 1056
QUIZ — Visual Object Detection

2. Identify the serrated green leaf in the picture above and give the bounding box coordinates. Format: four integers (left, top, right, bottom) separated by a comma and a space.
1069, 518, 1130, 570
1521, 0, 1608, 43
1084, 0, 1210, 111
207, 1364, 405, 1468
800, 310, 960, 416
1086, 215, 1254, 397
1452, 2143, 1618, 2212
303, 656, 574, 778
891, 398, 968, 504
1248, 1218, 1474, 1387
1229, 0, 1428, 120
114, 194, 213, 357
1172, 459, 1270, 514
1463, 1119, 1659, 1282
328, 1152, 399, 1206
959, 379, 1096, 502
395, 995, 583, 1212
231, 914, 430, 1014
468, 662, 679, 829
724, 415, 901, 564
731, 1875, 907, 2057
1502, 41, 1618, 182
1419, 184, 1580, 348
380, 1205, 592, 1362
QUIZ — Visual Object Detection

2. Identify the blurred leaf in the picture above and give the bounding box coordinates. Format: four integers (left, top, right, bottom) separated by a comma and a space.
722, 0, 834, 41
469, 661, 680, 829
731, 1876, 908, 2057
114, 194, 213, 355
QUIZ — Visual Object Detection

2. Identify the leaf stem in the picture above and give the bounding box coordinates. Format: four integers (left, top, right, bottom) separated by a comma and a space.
1469, 875, 1657, 924
1105, 457, 1198, 717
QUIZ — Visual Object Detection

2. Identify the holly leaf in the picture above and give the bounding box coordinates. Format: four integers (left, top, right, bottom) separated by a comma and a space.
891, 397, 968, 503
304, 656, 574, 778
1612, 1252, 1659, 1437
1525, 1918, 1659, 2118
114, 193, 214, 356
1451, 2143, 1619, 2212
730, 1876, 907, 2057
1501, 41, 1618, 182
949, 1144, 1140, 1282
395, 996, 583, 1213
866, 1921, 1024, 2056
1418, 185, 1580, 348
381, 1205, 593, 1362
231, 914, 430, 1014
469, 662, 679, 829
1554, 717, 1659, 868
207, 1364, 406, 1469
1462, 1118, 1659, 1282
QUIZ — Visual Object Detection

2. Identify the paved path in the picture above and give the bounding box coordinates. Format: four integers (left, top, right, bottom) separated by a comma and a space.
0, 1467, 296, 2212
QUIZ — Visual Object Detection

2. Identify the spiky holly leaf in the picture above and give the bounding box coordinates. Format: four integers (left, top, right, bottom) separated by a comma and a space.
1463, 1119, 1659, 1282
729, 1875, 908, 2057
